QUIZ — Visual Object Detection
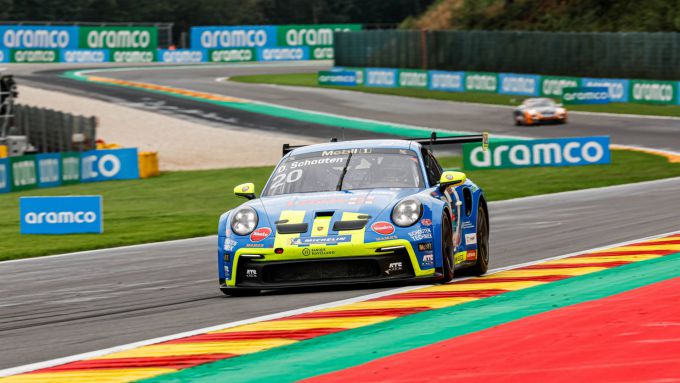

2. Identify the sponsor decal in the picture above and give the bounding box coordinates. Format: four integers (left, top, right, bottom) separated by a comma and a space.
420, 219, 432, 226
465, 233, 477, 245
499, 73, 540, 96
277, 24, 361, 47
10, 155, 37, 191
36, 153, 61, 188
20, 196, 103, 234
0, 49, 6, 62
209, 48, 255, 62
245, 243, 264, 248
302, 247, 336, 256
291, 235, 350, 245
408, 228, 433, 241
223, 265, 230, 276
0, 158, 9, 193
466, 250, 477, 261
399, 70, 428, 88
581, 78, 629, 102
250, 227, 272, 242
60, 153, 80, 185
375, 235, 398, 241
540, 76, 580, 97
321, 148, 372, 156
11, 49, 58, 63
224, 238, 238, 252
365, 68, 397, 87
318, 70, 357, 86
159, 49, 205, 64
257, 47, 309, 61
386, 262, 403, 274
80, 26, 157, 50
462, 221, 474, 229
562, 87, 610, 105
630, 79, 677, 104
80, 148, 140, 182
455, 251, 466, 264
290, 156, 346, 168
429, 70, 464, 92
0, 26, 78, 49
421, 252, 434, 267
418, 242, 433, 252
464, 136, 611, 169
372, 221, 395, 235
192, 26, 277, 49
241, 185, 250, 192
61, 49, 108, 63
111, 50, 155, 63
465, 72, 498, 93
246, 269, 257, 278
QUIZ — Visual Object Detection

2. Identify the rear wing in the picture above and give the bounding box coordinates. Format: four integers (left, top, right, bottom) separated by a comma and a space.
281, 133, 488, 156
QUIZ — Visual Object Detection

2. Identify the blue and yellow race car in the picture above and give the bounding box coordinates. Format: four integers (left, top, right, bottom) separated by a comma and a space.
217, 134, 490, 296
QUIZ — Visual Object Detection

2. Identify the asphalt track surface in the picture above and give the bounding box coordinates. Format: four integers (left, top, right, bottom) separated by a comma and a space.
1, 62, 680, 370
11, 62, 680, 149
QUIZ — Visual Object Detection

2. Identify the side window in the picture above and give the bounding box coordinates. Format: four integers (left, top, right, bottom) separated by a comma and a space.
421, 149, 441, 186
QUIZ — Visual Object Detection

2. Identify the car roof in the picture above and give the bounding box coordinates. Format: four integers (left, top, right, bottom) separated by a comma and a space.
288, 139, 419, 156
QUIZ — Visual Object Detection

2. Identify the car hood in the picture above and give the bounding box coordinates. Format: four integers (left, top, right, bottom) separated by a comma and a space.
254, 188, 419, 229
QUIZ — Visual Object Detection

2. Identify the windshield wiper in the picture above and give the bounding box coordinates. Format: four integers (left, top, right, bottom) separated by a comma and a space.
336, 153, 353, 191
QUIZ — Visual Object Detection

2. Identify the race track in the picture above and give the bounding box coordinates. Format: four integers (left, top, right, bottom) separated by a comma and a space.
2, 62, 680, 370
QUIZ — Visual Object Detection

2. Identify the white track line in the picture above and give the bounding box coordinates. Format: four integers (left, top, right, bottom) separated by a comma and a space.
2, 227, 680, 377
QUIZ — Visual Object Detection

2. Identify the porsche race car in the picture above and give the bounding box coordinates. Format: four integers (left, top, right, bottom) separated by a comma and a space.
513, 98, 567, 126
218, 134, 490, 296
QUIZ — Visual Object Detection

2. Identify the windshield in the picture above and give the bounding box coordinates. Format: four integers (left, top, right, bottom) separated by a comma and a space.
525, 98, 555, 107
263, 148, 424, 196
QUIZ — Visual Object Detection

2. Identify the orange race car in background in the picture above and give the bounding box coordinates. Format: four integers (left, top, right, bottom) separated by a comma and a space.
512, 98, 567, 126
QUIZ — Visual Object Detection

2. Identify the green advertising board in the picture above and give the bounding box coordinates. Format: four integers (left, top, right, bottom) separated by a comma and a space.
277, 24, 362, 47
10, 49, 59, 63
629, 79, 677, 104
110, 50, 156, 63
10, 155, 37, 191
209, 49, 256, 62
540, 76, 580, 97
79, 26, 158, 50
61, 153, 80, 185
398, 69, 428, 88
464, 72, 498, 93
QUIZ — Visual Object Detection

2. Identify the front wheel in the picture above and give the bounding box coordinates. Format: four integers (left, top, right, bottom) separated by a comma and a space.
440, 213, 454, 283
468, 204, 489, 276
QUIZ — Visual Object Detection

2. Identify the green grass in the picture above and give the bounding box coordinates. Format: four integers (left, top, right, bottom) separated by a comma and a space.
2, 150, 679, 261
231, 73, 680, 118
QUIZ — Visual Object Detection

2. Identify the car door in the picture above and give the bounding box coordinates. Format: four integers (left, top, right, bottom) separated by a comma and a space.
422, 149, 462, 247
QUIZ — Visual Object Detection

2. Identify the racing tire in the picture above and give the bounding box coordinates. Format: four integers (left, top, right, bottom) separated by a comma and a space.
440, 213, 455, 283
514, 115, 523, 126
468, 205, 490, 276
220, 288, 261, 297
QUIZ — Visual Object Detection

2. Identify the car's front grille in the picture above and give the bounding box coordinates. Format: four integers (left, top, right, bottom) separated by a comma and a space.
262, 259, 381, 283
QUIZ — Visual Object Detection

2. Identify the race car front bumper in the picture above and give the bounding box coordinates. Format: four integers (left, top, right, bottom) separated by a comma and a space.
220, 239, 437, 289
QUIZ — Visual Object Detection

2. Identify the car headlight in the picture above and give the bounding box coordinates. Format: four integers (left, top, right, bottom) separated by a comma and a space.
391, 198, 422, 227
231, 207, 258, 236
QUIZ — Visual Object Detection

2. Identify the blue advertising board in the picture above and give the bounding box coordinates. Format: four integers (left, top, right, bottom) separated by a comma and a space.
0, 25, 79, 49
256, 46, 309, 61
20, 196, 103, 234
463, 136, 611, 169
428, 70, 464, 92
190, 26, 277, 49
581, 78, 629, 102
159, 49, 206, 63
0, 158, 10, 193
60, 49, 109, 63
0, 48, 7, 63
318, 70, 357, 86
80, 148, 139, 182
365, 68, 398, 88
562, 87, 610, 105
499, 73, 540, 96
36, 153, 62, 188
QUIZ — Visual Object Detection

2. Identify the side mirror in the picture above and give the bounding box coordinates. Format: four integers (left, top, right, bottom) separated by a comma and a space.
438, 171, 466, 191
234, 182, 256, 200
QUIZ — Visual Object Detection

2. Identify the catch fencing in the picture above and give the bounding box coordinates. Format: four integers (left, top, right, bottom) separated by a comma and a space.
335, 30, 680, 80
12, 105, 97, 153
